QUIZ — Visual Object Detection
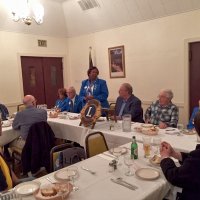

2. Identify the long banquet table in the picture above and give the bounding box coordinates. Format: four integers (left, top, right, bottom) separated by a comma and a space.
47, 114, 198, 153
1, 113, 198, 153
8, 143, 170, 200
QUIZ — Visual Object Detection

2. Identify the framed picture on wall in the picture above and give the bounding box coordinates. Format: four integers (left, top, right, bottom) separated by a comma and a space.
108, 45, 125, 78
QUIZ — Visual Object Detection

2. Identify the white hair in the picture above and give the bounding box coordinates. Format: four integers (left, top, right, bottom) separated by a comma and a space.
160, 89, 174, 100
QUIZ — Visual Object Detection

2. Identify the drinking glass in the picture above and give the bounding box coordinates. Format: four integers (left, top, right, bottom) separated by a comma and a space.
67, 166, 79, 191
123, 154, 134, 176
111, 147, 122, 165
142, 136, 151, 158
153, 137, 161, 155
177, 124, 184, 133
122, 114, 131, 132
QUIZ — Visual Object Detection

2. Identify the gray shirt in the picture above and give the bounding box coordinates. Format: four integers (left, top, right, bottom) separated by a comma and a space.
12, 106, 47, 140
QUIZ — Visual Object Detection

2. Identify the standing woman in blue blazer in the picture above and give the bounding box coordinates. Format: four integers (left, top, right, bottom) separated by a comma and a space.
79, 66, 109, 108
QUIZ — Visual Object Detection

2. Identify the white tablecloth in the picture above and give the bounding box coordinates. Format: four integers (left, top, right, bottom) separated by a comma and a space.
48, 116, 197, 153
1, 114, 198, 153
0, 126, 20, 146
19, 143, 170, 200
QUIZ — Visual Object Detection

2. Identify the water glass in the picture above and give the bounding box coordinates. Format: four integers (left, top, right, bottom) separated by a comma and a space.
122, 114, 131, 132
153, 137, 161, 155
177, 124, 184, 132
142, 136, 151, 158
67, 166, 79, 191
124, 154, 134, 176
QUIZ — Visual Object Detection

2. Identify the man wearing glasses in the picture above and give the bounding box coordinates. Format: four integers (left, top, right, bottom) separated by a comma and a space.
145, 89, 179, 128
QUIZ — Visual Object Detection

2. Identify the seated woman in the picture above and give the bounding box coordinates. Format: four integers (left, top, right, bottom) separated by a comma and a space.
55, 88, 68, 112
160, 111, 200, 200
187, 100, 200, 129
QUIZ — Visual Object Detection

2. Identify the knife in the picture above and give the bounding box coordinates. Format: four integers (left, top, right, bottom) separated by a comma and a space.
116, 178, 138, 190
110, 178, 136, 190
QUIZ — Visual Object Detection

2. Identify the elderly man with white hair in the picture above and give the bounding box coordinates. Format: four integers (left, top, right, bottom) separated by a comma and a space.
145, 89, 179, 129
65, 86, 83, 113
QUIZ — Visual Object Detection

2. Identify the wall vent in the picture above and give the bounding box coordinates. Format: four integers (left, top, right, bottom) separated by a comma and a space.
77, 0, 100, 11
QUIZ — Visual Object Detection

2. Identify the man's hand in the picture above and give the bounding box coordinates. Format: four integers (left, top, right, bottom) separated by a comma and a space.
159, 122, 167, 129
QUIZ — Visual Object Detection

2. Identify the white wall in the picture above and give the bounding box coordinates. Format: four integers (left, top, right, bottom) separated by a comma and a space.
66, 10, 200, 126
0, 31, 68, 113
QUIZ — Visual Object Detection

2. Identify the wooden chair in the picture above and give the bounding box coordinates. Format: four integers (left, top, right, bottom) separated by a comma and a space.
17, 104, 26, 112
109, 102, 116, 110
85, 132, 108, 158
50, 143, 73, 172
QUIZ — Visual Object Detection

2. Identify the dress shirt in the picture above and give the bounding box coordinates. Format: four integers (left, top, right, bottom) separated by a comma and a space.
118, 100, 126, 117
145, 100, 179, 127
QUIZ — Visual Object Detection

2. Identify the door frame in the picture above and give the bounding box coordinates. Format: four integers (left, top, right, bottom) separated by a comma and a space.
17, 53, 68, 101
184, 37, 200, 125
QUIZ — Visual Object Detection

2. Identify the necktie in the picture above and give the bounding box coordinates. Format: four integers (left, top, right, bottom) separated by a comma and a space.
69, 100, 74, 112
118, 100, 126, 117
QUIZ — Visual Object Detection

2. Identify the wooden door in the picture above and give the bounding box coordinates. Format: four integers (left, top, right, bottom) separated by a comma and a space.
189, 42, 200, 115
43, 57, 64, 108
21, 56, 64, 108
21, 56, 46, 105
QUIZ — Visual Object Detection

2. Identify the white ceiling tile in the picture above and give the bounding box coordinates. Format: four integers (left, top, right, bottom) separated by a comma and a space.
1, 0, 200, 37
135, 0, 154, 19
161, 0, 181, 15
123, 0, 143, 23
148, 0, 166, 17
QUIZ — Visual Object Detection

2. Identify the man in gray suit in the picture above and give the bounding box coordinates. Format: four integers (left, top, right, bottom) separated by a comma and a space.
11, 95, 47, 149
114, 83, 144, 122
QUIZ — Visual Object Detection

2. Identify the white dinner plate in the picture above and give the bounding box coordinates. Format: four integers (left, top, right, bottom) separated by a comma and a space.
54, 170, 77, 181
135, 168, 160, 180
165, 128, 179, 135
14, 181, 40, 196
141, 124, 154, 128
2, 121, 11, 127
149, 155, 161, 167
109, 147, 127, 155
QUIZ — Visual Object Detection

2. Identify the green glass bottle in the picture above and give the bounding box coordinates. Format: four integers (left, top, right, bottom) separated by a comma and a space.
131, 136, 138, 159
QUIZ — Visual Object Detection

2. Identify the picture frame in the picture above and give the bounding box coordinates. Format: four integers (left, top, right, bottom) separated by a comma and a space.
108, 45, 125, 78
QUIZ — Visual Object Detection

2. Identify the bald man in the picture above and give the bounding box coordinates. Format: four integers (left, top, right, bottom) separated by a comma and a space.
12, 95, 47, 140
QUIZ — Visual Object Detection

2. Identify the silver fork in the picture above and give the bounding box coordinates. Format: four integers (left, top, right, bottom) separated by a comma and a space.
81, 166, 96, 175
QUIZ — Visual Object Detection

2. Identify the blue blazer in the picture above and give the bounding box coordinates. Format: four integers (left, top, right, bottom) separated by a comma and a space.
187, 107, 200, 129
64, 95, 83, 113
115, 95, 144, 123
79, 78, 109, 108
55, 97, 68, 112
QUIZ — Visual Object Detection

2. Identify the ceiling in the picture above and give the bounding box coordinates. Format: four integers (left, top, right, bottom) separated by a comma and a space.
0, 0, 200, 38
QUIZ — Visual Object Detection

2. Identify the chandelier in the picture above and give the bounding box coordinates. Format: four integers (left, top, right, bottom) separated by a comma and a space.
11, 0, 44, 25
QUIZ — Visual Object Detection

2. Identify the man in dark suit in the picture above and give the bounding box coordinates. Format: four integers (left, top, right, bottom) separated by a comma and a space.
114, 83, 144, 122
160, 112, 200, 200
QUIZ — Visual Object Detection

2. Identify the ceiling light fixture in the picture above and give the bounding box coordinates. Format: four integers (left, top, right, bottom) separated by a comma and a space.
11, 0, 44, 25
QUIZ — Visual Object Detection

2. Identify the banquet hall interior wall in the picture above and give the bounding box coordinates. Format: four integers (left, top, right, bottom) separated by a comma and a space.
1, 9, 200, 126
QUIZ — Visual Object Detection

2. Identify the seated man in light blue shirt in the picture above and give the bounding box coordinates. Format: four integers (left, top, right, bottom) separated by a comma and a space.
65, 86, 83, 113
